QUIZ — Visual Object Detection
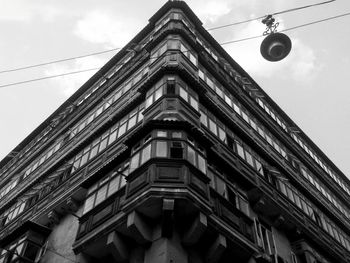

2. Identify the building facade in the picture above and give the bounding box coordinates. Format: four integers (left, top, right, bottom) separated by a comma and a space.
0, 1, 349, 263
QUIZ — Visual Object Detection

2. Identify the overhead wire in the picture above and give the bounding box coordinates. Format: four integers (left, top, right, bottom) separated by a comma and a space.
0, 0, 336, 75
0, 8, 349, 89
206, 0, 335, 31
0, 48, 120, 74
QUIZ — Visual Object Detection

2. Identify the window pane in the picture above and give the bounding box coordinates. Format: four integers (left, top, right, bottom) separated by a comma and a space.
80, 152, 89, 167
90, 145, 99, 159
200, 112, 208, 127
84, 194, 95, 213
198, 154, 206, 174
108, 176, 120, 197
118, 123, 127, 138
156, 141, 167, 157
128, 114, 137, 130
218, 127, 226, 142
130, 152, 140, 172
145, 96, 153, 108
238, 196, 249, 216
95, 184, 108, 206
189, 96, 198, 111
179, 87, 188, 101
155, 87, 163, 101
208, 119, 217, 135
99, 137, 108, 153
245, 151, 254, 167
120, 174, 127, 187
236, 142, 245, 159
108, 130, 118, 145
157, 131, 167, 137
216, 176, 226, 197
141, 144, 151, 165
187, 146, 196, 166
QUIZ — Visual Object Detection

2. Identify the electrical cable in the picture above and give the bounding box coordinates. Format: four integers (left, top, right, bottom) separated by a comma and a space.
0, 68, 100, 88
0, 48, 120, 74
0, 10, 350, 89
0, 0, 336, 75
206, 0, 335, 31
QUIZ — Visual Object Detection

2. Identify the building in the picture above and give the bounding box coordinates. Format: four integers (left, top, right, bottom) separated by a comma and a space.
0, 1, 349, 262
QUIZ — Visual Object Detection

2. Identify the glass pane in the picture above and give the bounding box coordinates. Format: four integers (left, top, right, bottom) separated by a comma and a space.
245, 151, 254, 167
120, 174, 127, 187
80, 152, 90, 167
200, 112, 208, 126
108, 176, 120, 197
216, 176, 226, 197
108, 130, 118, 145
189, 96, 198, 111
157, 131, 167, 137
154, 87, 163, 101
83, 194, 95, 213
236, 142, 245, 159
130, 152, 140, 172
141, 144, 151, 165
198, 154, 206, 174
239, 197, 249, 216
179, 87, 188, 101
145, 96, 153, 108
187, 146, 196, 166
98, 137, 108, 153
118, 123, 127, 138
90, 145, 99, 159
156, 141, 167, 157
208, 119, 217, 135
95, 184, 108, 206
128, 114, 137, 130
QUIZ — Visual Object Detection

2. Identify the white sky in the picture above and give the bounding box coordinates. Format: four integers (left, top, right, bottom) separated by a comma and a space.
0, 0, 349, 178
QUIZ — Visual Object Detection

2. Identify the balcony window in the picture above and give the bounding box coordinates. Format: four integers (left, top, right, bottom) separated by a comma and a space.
83, 168, 127, 214
129, 132, 207, 175
71, 104, 144, 173
0, 222, 50, 263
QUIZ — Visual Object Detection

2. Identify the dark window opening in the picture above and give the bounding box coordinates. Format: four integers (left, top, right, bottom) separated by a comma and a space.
170, 142, 183, 159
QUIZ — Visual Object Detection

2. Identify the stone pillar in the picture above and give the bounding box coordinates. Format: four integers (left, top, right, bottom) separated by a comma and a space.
144, 230, 188, 263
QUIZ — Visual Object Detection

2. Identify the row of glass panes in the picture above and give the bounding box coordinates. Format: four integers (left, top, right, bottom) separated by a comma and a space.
0, 140, 63, 201
200, 103, 350, 250
71, 105, 144, 173
208, 167, 250, 216
200, 107, 265, 177
145, 76, 199, 111
2, 50, 142, 189
256, 97, 350, 219
198, 66, 350, 222
129, 132, 207, 175
195, 31, 350, 212
0, 139, 64, 203
0, 121, 53, 178
0, 53, 142, 200
278, 178, 350, 252
150, 38, 197, 67
191, 25, 350, 251
83, 163, 128, 214
0, 179, 18, 200
154, 10, 195, 36
2, 200, 27, 225
69, 64, 149, 140
76, 51, 134, 107
301, 167, 349, 219
198, 67, 288, 160
23, 140, 64, 178
256, 97, 350, 197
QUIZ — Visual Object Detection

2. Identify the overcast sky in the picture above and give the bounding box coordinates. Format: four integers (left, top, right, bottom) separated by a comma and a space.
0, 0, 349, 178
